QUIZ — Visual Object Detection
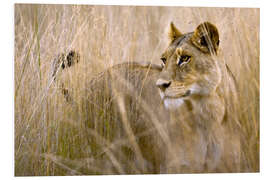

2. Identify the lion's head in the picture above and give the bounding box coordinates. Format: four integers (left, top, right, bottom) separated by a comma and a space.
156, 22, 221, 109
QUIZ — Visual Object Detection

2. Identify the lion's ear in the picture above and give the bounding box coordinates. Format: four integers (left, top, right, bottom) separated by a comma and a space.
191, 22, 219, 54
168, 22, 182, 42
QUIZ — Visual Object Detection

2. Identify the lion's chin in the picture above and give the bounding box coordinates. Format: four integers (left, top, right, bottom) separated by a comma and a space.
163, 98, 185, 110
159, 91, 185, 109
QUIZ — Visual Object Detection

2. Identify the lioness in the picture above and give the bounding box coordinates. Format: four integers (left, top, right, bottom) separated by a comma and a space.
156, 22, 240, 172
52, 54, 166, 173
53, 22, 240, 174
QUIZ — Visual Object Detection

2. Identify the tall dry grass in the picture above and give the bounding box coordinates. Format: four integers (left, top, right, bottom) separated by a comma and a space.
14, 4, 259, 175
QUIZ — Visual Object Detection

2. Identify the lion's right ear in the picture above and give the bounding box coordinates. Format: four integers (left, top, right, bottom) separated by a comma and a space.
168, 22, 182, 42
191, 22, 219, 55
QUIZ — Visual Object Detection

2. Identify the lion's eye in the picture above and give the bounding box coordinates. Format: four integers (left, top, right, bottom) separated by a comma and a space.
177, 55, 191, 66
161, 57, 166, 64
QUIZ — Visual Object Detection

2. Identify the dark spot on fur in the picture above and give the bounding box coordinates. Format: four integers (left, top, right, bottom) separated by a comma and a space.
67, 51, 75, 67
61, 62, 65, 69
200, 36, 207, 46
183, 90, 191, 97
184, 99, 193, 111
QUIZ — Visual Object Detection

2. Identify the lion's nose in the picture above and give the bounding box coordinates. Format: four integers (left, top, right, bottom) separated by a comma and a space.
156, 79, 171, 91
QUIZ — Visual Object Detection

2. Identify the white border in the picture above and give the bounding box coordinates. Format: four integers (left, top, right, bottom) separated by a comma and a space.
1, 0, 268, 180
13, 0, 260, 7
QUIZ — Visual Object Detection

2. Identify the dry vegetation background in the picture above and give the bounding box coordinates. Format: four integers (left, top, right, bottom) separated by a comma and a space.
14, 4, 259, 175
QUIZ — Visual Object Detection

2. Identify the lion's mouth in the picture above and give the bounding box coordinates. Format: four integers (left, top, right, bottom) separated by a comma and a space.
160, 89, 191, 100
159, 90, 191, 109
